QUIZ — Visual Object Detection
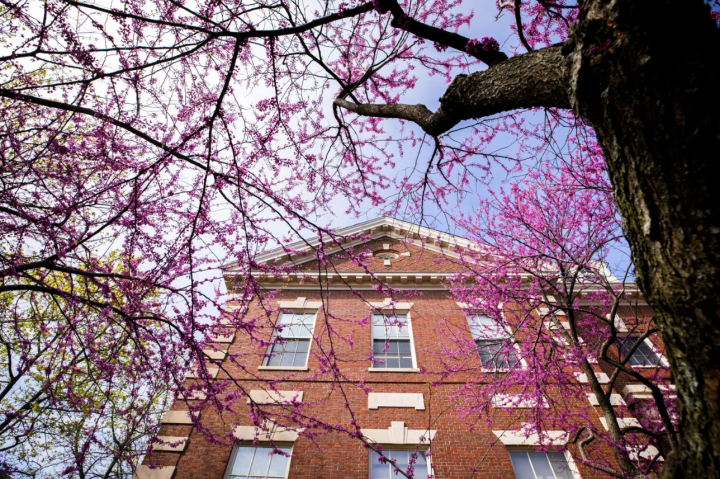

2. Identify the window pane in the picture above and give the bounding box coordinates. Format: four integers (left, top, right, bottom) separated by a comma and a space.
293, 351, 308, 367
374, 340, 388, 354
229, 445, 290, 479
477, 340, 499, 363
280, 350, 295, 367
477, 340, 517, 370
547, 452, 574, 479
618, 337, 659, 366
281, 325, 297, 338
528, 452, 556, 479
468, 315, 506, 339
276, 313, 314, 339
385, 357, 400, 368
509, 451, 535, 479
374, 325, 388, 340
372, 451, 390, 479
414, 464, 428, 478
373, 317, 413, 368
266, 322, 313, 367
266, 352, 282, 366
296, 339, 309, 353
413, 453, 429, 479
373, 340, 412, 369
392, 451, 409, 474
231, 447, 255, 475
299, 324, 313, 337
373, 315, 409, 339
267, 450, 290, 477
248, 448, 271, 476
372, 450, 431, 479
633, 341, 659, 366
396, 320, 410, 339
498, 349, 520, 369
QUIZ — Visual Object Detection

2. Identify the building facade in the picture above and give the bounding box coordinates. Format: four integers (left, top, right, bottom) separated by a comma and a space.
136, 217, 673, 479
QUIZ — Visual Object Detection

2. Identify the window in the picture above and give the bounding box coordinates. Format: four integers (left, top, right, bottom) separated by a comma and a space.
370, 449, 430, 479
226, 445, 291, 479
615, 336, 662, 367
372, 314, 414, 369
264, 312, 316, 367
509, 450, 575, 479
468, 315, 519, 370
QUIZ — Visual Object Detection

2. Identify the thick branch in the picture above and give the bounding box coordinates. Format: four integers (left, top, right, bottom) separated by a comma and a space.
334, 44, 569, 136
375, 0, 508, 66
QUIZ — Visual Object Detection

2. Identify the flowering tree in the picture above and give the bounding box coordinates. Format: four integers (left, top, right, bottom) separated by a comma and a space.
441, 145, 676, 478
0, 259, 173, 477
1, 0, 718, 476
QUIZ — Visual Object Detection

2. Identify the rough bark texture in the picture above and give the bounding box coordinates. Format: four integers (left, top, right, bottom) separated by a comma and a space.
566, 1, 720, 477
335, 45, 569, 136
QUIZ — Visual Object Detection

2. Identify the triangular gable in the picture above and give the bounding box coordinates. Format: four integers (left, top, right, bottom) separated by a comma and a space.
223, 216, 479, 273
295, 235, 466, 274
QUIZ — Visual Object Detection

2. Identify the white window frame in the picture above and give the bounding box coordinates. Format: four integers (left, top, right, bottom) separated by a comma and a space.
223, 443, 293, 479
466, 313, 523, 372
507, 447, 581, 479
261, 311, 317, 370
369, 311, 418, 372
616, 334, 669, 368
367, 446, 432, 479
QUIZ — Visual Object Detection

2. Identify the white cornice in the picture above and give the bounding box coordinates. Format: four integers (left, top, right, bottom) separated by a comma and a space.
237, 271, 451, 291
221, 216, 646, 302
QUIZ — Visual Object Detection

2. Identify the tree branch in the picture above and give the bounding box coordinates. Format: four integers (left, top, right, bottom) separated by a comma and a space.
374, 0, 508, 65
514, 0, 534, 52
334, 44, 569, 136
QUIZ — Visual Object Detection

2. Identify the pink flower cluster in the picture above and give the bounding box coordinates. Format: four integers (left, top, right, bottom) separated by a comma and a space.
464, 37, 500, 56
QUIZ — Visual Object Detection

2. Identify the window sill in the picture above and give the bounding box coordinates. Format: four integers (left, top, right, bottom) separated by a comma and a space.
258, 366, 309, 371
368, 368, 419, 373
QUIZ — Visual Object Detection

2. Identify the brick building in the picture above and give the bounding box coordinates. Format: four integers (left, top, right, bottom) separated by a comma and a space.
136, 217, 673, 479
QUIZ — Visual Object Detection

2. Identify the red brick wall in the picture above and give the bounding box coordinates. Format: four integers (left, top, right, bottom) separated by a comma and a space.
144, 236, 670, 479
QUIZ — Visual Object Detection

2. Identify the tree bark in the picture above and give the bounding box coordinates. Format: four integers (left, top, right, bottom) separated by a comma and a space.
567, 1, 720, 477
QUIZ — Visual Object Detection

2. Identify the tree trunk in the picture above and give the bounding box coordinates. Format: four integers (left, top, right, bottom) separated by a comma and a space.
567, 0, 720, 476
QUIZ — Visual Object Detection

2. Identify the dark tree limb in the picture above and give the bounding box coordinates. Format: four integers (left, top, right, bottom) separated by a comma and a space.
373, 0, 508, 65
334, 44, 569, 136
64, 0, 375, 39
572, 427, 627, 478
514, 0, 534, 52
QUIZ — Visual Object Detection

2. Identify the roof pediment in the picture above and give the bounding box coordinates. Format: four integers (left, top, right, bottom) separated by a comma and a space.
224, 216, 480, 273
